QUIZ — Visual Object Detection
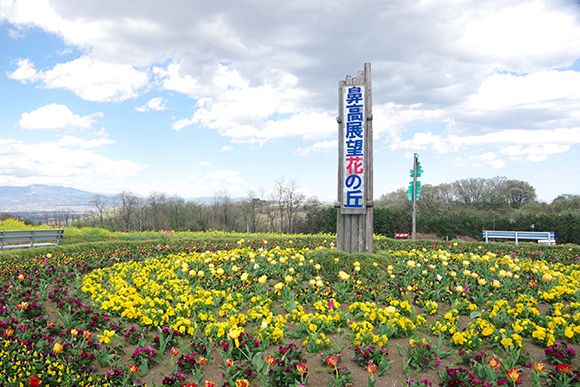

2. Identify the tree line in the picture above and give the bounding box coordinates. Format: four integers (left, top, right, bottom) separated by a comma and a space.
67, 176, 579, 244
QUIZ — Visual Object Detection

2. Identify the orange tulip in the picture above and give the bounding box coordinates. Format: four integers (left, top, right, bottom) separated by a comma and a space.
266, 355, 276, 365
366, 363, 378, 374
204, 381, 216, 387
198, 356, 208, 365
534, 362, 546, 372
235, 380, 249, 387
129, 365, 139, 373
226, 358, 234, 367
296, 363, 308, 374
506, 368, 522, 382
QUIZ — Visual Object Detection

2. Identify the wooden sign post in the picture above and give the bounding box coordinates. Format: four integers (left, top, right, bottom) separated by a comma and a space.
336, 63, 373, 253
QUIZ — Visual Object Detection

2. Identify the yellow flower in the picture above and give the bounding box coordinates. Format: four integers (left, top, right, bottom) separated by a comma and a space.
228, 327, 244, 347
53, 342, 63, 354
338, 271, 350, 281
97, 330, 115, 344
240, 272, 249, 281
501, 337, 513, 349
542, 273, 553, 282
452, 331, 466, 345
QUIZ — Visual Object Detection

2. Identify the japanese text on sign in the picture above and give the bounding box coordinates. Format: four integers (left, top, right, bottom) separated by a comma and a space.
343, 85, 365, 212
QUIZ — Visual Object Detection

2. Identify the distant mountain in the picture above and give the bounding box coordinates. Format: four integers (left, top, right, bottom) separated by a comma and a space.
0, 185, 246, 215
0, 185, 95, 212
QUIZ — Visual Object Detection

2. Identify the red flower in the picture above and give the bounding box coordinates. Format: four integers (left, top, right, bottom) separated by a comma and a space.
129, 364, 139, 373
325, 355, 338, 367
226, 358, 234, 367
488, 357, 502, 370
265, 355, 276, 365
534, 362, 546, 372
506, 368, 522, 382
204, 382, 216, 387
556, 363, 574, 374
366, 363, 378, 374
198, 356, 208, 365
296, 363, 308, 374
235, 380, 249, 387
171, 346, 180, 356
28, 375, 41, 387
182, 383, 197, 387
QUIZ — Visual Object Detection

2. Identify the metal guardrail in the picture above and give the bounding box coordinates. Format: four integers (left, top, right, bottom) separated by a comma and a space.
0, 229, 64, 251
482, 230, 556, 245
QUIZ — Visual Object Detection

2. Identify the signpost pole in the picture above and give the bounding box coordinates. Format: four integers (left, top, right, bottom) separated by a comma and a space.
412, 153, 417, 240
336, 63, 373, 253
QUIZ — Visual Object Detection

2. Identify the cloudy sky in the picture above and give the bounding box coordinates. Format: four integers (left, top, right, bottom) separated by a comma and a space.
1, 0, 580, 203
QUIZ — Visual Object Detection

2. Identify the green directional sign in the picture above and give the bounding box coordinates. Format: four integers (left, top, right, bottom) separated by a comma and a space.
416, 161, 423, 177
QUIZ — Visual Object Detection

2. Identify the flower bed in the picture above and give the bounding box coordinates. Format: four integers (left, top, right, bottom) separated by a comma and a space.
0, 234, 579, 386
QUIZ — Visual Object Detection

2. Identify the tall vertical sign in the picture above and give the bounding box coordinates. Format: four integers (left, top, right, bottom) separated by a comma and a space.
337, 63, 373, 253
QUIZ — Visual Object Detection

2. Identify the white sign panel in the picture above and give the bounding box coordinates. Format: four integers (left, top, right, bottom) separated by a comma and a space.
342, 85, 365, 213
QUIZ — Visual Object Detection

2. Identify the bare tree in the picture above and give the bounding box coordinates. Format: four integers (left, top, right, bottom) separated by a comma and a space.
272, 177, 305, 233
146, 192, 169, 231
243, 189, 267, 233
115, 191, 141, 232
167, 195, 185, 230
212, 190, 234, 231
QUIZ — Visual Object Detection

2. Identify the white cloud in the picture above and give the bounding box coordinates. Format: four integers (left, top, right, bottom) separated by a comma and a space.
458, 152, 506, 169
167, 63, 330, 144
136, 97, 167, 112
449, 128, 580, 147
8, 56, 149, 102
499, 143, 571, 162
458, 2, 580, 71
7, 58, 39, 82
221, 146, 233, 152
56, 135, 115, 148
18, 104, 102, 131
204, 169, 244, 183
294, 140, 337, 156
391, 131, 454, 154
0, 137, 145, 179
391, 127, 580, 164
199, 162, 211, 167
464, 71, 580, 112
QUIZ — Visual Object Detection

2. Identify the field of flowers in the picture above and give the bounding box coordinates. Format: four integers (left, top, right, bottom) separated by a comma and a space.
1, 228, 580, 387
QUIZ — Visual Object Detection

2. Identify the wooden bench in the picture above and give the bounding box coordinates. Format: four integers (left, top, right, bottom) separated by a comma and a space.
482, 230, 556, 245
0, 229, 64, 251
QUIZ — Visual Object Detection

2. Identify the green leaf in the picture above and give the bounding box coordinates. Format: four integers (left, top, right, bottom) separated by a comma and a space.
396, 343, 405, 357
470, 311, 481, 319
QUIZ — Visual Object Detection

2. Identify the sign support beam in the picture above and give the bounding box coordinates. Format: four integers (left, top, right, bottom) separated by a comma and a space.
336, 63, 373, 253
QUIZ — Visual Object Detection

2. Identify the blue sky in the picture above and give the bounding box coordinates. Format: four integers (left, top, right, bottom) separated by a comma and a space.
1, 0, 580, 204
